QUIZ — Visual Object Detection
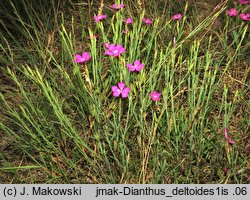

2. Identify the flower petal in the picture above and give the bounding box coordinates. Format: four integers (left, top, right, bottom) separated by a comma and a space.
126, 63, 136, 72
134, 60, 141, 65
74, 54, 86, 63
74, 54, 82, 59
104, 42, 109, 48
135, 65, 143, 71
135, 63, 144, 71
118, 82, 125, 90
112, 86, 119, 92
105, 50, 113, 56
113, 91, 121, 97
112, 86, 121, 97
120, 48, 125, 54
108, 44, 116, 51
121, 87, 130, 98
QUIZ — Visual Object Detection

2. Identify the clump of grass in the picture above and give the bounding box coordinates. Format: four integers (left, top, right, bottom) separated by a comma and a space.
0, 0, 249, 183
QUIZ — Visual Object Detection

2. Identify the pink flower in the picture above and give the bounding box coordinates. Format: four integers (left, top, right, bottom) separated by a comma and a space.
149, 91, 161, 101
123, 29, 129, 34
142, 18, 153, 24
227, 8, 238, 17
74, 52, 91, 63
224, 128, 235, 145
104, 43, 126, 57
172, 13, 183, 20
110, 3, 125, 10
126, 60, 144, 72
94, 14, 107, 22
239, 0, 249, 4
240, 13, 250, 21
123, 18, 133, 24
112, 82, 130, 98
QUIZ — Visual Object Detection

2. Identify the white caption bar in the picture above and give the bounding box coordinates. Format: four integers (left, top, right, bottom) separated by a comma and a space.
0, 184, 249, 200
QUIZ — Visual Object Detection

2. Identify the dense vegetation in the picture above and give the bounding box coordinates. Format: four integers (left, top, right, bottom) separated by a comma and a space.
0, 0, 249, 183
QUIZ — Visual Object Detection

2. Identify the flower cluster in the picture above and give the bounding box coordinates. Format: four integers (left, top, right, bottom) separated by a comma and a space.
74, 1, 248, 101
71, 2, 243, 179
77, 3, 250, 102
73, 2, 187, 101
228, 1, 250, 21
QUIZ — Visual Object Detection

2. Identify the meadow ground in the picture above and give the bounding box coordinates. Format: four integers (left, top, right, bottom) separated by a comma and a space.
0, 0, 249, 183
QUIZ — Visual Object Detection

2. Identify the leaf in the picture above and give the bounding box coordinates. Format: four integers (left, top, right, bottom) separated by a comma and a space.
0, 165, 43, 170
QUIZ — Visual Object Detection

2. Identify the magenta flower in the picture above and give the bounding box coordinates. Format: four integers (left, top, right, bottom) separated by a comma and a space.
239, 0, 249, 4
227, 8, 238, 17
94, 14, 107, 22
172, 13, 183, 20
112, 82, 130, 98
74, 52, 91, 63
240, 13, 250, 21
224, 128, 235, 145
142, 18, 153, 24
110, 3, 125, 10
123, 18, 133, 24
126, 60, 144, 72
149, 91, 161, 101
104, 43, 126, 57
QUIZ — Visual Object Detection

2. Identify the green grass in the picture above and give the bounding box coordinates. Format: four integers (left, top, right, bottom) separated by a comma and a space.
0, 0, 249, 183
